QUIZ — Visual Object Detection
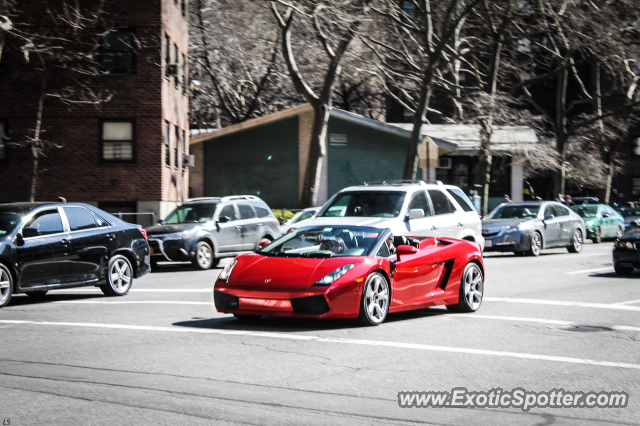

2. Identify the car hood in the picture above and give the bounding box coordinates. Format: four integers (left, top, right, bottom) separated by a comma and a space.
145, 223, 198, 235
482, 218, 534, 228
621, 229, 640, 239
227, 253, 362, 290
290, 216, 397, 230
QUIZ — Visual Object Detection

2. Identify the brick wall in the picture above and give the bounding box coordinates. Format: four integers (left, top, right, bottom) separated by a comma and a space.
0, 0, 189, 205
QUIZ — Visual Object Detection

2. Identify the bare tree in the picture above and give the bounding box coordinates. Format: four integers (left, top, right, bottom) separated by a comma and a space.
366, 0, 481, 181
270, 0, 371, 208
5, 1, 114, 201
0, 0, 14, 62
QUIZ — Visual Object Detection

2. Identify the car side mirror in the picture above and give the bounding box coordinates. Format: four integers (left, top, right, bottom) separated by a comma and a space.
156, 220, 165, 225
218, 216, 230, 223
396, 244, 418, 261
543, 215, 554, 221
15, 233, 25, 246
406, 209, 425, 221
22, 227, 40, 238
602, 213, 610, 218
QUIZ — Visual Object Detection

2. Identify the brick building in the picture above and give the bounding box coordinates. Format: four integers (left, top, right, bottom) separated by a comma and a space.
0, 0, 190, 221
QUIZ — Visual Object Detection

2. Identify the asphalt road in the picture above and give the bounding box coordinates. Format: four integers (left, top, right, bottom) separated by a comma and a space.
1, 241, 639, 425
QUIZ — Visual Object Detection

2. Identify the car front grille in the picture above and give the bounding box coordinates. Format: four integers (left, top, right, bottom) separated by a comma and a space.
214, 290, 239, 311
482, 229, 500, 237
290, 295, 330, 315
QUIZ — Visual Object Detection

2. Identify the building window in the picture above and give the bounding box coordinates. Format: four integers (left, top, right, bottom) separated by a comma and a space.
0, 119, 6, 161
182, 0, 187, 17
100, 30, 135, 74
401, 1, 416, 17
174, 44, 179, 87
101, 120, 134, 162
165, 121, 171, 167
182, 130, 187, 170
165, 34, 171, 77
182, 54, 187, 94
633, 137, 640, 156
632, 178, 640, 196
174, 126, 180, 168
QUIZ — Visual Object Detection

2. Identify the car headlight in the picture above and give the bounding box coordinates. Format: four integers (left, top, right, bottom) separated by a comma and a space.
615, 241, 634, 249
505, 227, 518, 233
585, 220, 595, 227
314, 263, 358, 286
218, 259, 238, 282
517, 222, 533, 231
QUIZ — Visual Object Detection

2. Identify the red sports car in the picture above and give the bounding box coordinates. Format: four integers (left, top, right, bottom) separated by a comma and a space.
214, 225, 484, 326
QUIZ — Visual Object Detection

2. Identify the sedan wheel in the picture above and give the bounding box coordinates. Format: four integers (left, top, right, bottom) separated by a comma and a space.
447, 263, 483, 313
100, 255, 133, 296
592, 227, 602, 244
357, 272, 390, 326
0, 265, 13, 308
527, 232, 542, 256
192, 241, 214, 270
567, 229, 583, 253
616, 227, 623, 239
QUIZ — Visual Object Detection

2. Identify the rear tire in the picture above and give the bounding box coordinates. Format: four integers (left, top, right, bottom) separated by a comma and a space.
567, 229, 583, 253
192, 241, 214, 270
446, 262, 483, 313
0, 264, 13, 308
150, 258, 159, 272
614, 264, 634, 275
100, 255, 133, 296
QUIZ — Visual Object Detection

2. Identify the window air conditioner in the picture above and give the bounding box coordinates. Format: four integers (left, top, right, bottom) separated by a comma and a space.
166, 64, 182, 76
183, 154, 195, 167
437, 157, 452, 169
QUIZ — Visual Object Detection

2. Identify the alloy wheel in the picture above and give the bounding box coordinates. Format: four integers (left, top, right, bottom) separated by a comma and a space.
530, 232, 542, 256
572, 230, 583, 252
110, 257, 132, 293
0, 268, 11, 306
197, 244, 213, 269
463, 263, 483, 311
363, 274, 389, 325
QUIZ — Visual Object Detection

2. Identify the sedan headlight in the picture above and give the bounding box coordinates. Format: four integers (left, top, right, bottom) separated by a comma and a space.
615, 241, 634, 249
505, 227, 518, 233
218, 259, 238, 282
517, 222, 534, 231
585, 220, 595, 227
315, 263, 358, 286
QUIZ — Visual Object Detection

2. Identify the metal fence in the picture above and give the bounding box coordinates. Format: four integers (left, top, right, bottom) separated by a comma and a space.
111, 212, 157, 228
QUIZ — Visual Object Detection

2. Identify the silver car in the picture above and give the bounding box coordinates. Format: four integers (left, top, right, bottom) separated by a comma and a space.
287, 181, 484, 246
482, 202, 585, 256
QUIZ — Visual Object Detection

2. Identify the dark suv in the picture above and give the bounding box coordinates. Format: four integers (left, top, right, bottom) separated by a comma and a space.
145, 196, 281, 270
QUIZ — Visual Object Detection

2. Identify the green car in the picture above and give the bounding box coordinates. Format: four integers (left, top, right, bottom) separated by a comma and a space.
572, 204, 624, 243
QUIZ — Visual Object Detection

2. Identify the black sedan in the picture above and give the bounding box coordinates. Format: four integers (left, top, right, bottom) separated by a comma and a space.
613, 221, 640, 275
0, 202, 150, 308
482, 202, 586, 256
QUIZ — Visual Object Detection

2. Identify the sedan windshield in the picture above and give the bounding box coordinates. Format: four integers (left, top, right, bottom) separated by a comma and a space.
318, 191, 405, 218
572, 205, 599, 218
164, 204, 217, 224
0, 207, 29, 236
260, 226, 384, 258
488, 205, 540, 219
620, 209, 640, 218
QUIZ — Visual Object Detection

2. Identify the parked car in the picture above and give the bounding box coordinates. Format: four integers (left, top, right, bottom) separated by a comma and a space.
0, 202, 150, 308
613, 221, 640, 275
145, 196, 281, 270
214, 225, 484, 326
482, 202, 585, 256
572, 204, 624, 243
285, 181, 484, 246
619, 208, 640, 231
572, 197, 599, 205
279, 207, 320, 234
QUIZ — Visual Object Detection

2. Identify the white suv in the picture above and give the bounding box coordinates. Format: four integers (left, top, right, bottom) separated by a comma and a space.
288, 180, 484, 246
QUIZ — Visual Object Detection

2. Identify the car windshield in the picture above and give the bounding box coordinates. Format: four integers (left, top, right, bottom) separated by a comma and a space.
620, 209, 640, 218
164, 204, 217, 224
487, 205, 540, 219
289, 210, 315, 224
0, 207, 29, 236
572, 205, 599, 218
318, 191, 405, 218
260, 226, 384, 258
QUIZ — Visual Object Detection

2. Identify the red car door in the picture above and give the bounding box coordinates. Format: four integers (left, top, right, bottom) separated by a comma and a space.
391, 244, 442, 307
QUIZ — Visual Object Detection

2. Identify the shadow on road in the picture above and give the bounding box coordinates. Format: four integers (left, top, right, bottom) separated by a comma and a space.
8, 293, 107, 306
172, 307, 450, 332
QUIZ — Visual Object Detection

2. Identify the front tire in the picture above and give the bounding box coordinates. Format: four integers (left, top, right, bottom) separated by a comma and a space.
526, 232, 542, 256
592, 227, 602, 244
357, 272, 390, 326
0, 264, 13, 308
100, 255, 133, 296
192, 241, 214, 270
447, 262, 484, 313
567, 229, 583, 253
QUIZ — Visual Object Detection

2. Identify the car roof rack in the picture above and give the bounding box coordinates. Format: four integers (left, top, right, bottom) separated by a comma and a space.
362, 179, 443, 186
220, 195, 262, 202
185, 197, 222, 203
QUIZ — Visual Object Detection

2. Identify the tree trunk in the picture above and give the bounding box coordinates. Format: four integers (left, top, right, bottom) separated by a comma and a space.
403, 71, 433, 180
603, 161, 614, 205
30, 62, 47, 202
477, 119, 493, 215
300, 103, 331, 207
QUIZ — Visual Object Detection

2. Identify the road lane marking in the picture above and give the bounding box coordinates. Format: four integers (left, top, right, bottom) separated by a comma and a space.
0, 319, 639, 370
49, 288, 212, 293
53, 301, 213, 305
484, 297, 640, 312
566, 267, 613, 275
454, 314, 640, 332
612, 298, 640, 305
